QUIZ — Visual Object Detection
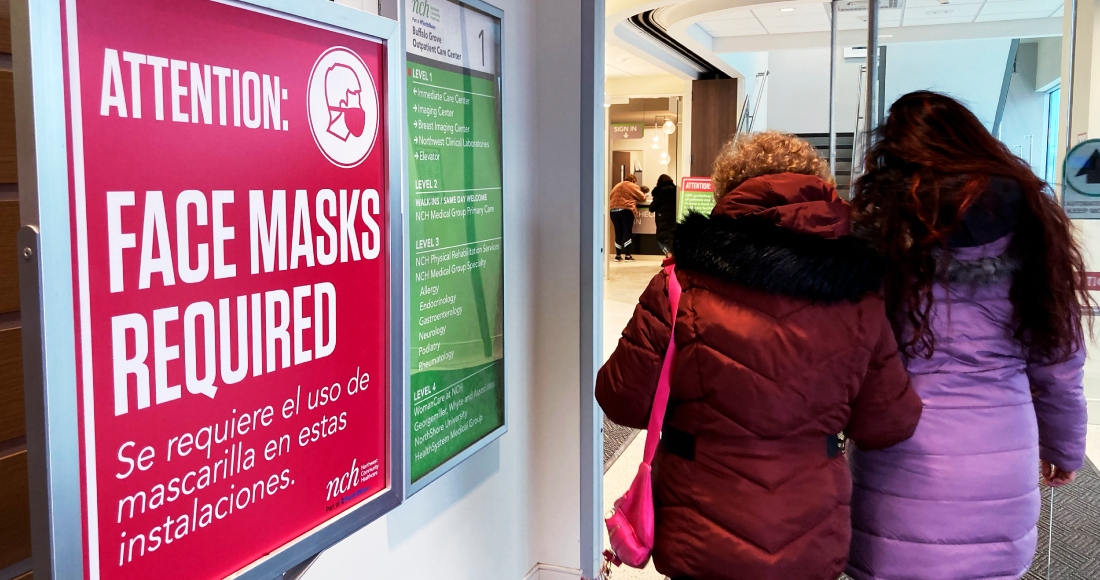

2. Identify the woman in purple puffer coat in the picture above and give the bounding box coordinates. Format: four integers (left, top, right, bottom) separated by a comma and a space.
847, 91, 1092, 580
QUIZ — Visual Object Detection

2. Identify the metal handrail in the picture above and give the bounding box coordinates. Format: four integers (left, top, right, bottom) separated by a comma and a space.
736, 71, 769, 137
850, 64, 867, 189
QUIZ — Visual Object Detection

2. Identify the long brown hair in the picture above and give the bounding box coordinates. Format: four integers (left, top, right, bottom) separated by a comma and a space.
852, 91, 1091, 361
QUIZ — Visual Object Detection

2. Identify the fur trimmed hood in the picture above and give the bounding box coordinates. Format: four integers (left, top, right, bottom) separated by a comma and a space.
673, 212, 886, 303
938, 251, 1021, 286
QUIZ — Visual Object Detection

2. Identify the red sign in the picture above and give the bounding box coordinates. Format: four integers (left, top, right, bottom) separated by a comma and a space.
61, 1, 391, 578
681, 176, 713, 192
1087, 273, 1100, 291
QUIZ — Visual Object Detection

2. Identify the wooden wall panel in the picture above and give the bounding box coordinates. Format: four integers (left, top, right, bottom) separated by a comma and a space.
0, 0, 9, 55
0, 451, 31, 571
1, 3, 29, 578
689, 78, 739, 178
0, 200, 18, 313
0, 327, 22, 442
0, 71, 15, 184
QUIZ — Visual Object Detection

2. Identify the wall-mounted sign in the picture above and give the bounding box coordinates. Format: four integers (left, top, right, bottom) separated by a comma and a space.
610, 123, 644, 140
18, 1, 403, 578
405, 0, 505, 492
1064, 138, 1100, 219
678, 176, 715, 221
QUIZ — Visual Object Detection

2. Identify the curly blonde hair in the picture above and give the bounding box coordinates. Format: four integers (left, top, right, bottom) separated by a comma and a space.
711, 131, 833, 200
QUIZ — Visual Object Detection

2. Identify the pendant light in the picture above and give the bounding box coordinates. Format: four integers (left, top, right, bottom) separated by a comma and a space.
662, 117, 676, 135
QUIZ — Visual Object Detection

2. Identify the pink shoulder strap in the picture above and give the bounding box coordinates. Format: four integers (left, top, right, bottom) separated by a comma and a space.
642, 265, 681, 464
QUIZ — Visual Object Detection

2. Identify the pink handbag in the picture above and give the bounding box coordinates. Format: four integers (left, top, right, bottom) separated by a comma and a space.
604, 264, 681, 570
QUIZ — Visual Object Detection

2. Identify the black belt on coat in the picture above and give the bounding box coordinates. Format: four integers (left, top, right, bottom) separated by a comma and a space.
659, 426, 846, 460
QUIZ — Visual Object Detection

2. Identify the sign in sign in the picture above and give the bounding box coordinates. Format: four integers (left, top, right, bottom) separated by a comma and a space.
678, 176, 716, 221
58, 1, 395, 577
1063, 138, 1100, 218
405, 0, 505, 487
610, 123, 644, 140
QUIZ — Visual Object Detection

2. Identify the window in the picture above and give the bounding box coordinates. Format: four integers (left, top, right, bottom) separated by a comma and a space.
1045, 85, 1061, 187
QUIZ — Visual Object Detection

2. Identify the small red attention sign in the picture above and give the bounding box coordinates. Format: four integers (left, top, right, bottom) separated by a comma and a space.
61, 0, 390, 577
681, 176, 713, 192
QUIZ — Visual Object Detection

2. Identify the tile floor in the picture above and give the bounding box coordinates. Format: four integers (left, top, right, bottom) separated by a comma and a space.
1087, 425, 1100, 467
601, 256, 667, 580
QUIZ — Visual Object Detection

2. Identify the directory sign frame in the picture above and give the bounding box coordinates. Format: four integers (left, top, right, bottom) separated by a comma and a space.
403, 0, 506, 495
14, 1, 406, 578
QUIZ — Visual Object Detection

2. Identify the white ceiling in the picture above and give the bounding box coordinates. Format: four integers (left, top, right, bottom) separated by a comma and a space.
606, 43, 677, 78
697, 0, 1065, 38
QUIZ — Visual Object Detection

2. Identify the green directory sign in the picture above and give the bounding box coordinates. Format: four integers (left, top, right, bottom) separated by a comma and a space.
405, 0, 505, 489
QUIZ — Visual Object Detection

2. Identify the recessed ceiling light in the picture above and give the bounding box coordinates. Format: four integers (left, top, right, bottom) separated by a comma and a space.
926, 9, 953, 14
879, 34, 894, 38
779, 7, 795, 12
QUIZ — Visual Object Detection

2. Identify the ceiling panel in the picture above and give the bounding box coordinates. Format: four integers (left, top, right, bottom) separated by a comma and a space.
904, 0, 984, 6
835, 8, 902, 30
693, 0, 1064, 40
903, 2, 982, 25
605, 44, 670, 77
975, 11, 1062, 23
699, 13, 766, 36
752, 6, 830, 31
977, 0, 1063, 20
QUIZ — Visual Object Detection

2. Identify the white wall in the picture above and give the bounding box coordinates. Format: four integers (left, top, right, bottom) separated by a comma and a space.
301, 0, 593, 577
605, 74, 684, 96
720, 51, 769, 132
1064, 0, 1100, 425
728, 40, 1012, 136
762, 47, 862, 135
1000, 42, 1048, 178
1036, 36, 1062, 91
884, 38, 1014, 129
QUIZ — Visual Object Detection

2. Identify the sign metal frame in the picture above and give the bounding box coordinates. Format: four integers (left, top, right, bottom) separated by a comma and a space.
401, 0, 507, 498
1062, 138, 1100, 219
14, 0, 408, 578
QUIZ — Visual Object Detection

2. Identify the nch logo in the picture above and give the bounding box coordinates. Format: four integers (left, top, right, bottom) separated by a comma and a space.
412, 0, 441, 21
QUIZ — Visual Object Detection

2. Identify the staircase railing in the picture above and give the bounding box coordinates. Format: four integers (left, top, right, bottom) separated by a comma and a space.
736, 71, 769, 136
849, 64, 867, 191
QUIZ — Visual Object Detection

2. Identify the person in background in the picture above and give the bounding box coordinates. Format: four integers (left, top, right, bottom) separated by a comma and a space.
650, 174, 678, 255
597, 131, 922, 580
609, 173, 646, 261
847, 91, 1091, 580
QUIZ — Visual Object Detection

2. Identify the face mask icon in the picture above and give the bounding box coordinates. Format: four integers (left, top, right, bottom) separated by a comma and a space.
325, 64, 365, 141
308, 46, 378, 168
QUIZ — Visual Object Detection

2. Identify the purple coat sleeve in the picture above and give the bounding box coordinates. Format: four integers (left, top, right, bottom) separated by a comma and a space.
1028, 346, 1088, 472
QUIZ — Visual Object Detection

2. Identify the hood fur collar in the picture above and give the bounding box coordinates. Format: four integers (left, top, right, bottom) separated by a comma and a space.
673, 212, 885, 303
939, 254, 1021, 286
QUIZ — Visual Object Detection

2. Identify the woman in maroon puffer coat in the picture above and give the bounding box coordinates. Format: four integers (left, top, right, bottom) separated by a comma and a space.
596, 132, 923, 580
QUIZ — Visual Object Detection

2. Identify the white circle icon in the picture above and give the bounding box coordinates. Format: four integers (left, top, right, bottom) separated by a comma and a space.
307, 47, 379, 168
